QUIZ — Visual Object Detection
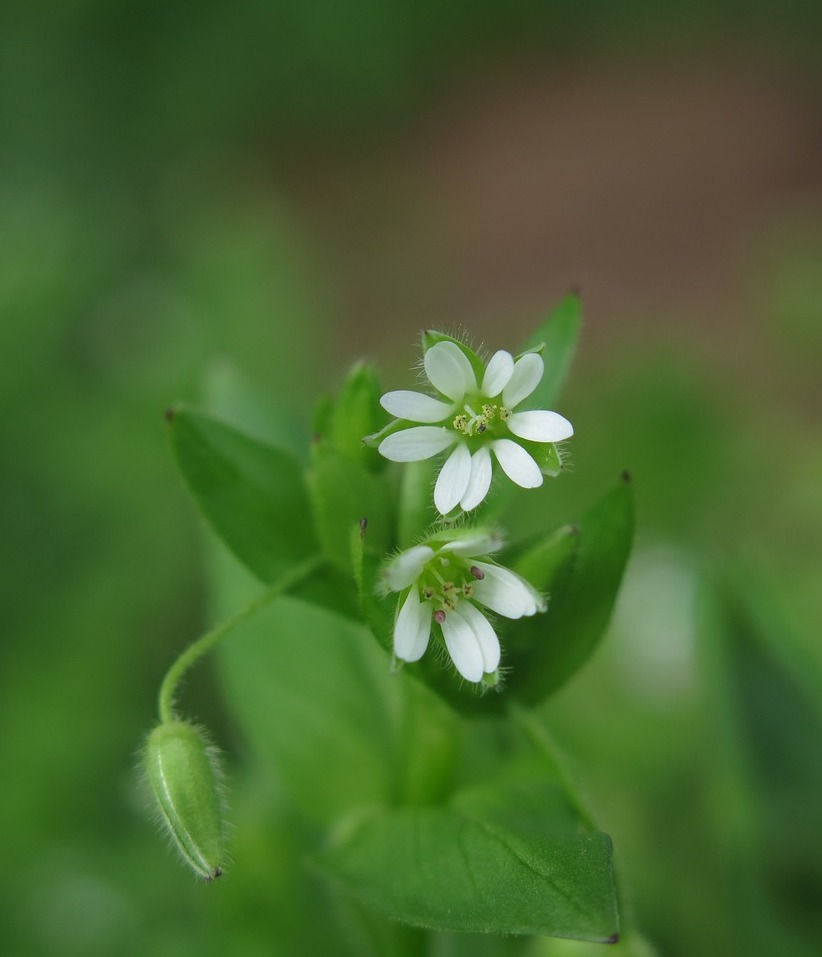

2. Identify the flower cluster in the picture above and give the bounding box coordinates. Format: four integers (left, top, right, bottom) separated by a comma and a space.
383, 530, 545, 683
376, 338, 573, 515
370, 332, 569, 684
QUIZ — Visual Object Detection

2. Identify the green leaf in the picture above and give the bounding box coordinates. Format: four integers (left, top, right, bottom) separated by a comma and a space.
309, 440, 393, 574
169, 406, 318, 583
171, 408, 318, 583
518, 293, 581, 410
219, 595, 400, 821
700, 567, 822, 952
505, 478, 634, 703
511, 523, 579, 591
351, 521, 394, 655
316, 776, 618, 941
330, 360, 388, 470
397, 459, 438, 548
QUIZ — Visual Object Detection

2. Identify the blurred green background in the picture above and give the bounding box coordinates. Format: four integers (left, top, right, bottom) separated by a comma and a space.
2, 2, 821, 955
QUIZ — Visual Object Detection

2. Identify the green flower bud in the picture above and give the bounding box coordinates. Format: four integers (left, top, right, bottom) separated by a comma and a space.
143, 720, 226, 880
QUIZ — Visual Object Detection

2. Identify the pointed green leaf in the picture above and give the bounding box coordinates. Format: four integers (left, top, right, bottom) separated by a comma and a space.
309, 440, 393, 574
169, 406, 318, 583
701, 568, 822, 949
331, 360, 388, 470
505, 478, 634, 703
316, 777, 618, 941
519, 293, 581, 410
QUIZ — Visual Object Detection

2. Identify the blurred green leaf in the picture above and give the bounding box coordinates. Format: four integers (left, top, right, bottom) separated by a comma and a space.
519, 293, 581, 411
219, 595, 400, 821
397, 458, 438, 548
351, 520, 394, 655
170, 406, 317, 582
330, 360, 388, 470
505, 478, 634, 703
700, 567, 822, 955
316, 776, 618, 941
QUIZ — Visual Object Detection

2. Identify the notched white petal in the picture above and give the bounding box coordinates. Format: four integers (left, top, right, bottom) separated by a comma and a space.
481, 350, 514, 398
440, 611, 484, 682
492, 439, 543, 489
394, 588, 433, 662
379, 390, 456, 424
507, 410, 574, 443
379, 426, 456, 462
458, 601, 501, 673
384, 545, 434, 592
460, 446, 493, 512
503, 353, 544, 408
424, 341, 477, 401
471, 561, 545, 619
434, 443, 472, 515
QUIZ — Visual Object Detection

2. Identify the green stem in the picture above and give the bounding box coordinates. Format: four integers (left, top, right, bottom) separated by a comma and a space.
157, 555, 325, 724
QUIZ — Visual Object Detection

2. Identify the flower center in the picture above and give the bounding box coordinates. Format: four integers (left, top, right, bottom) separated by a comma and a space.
452, 399, 510, 438
417, 553, 478, 616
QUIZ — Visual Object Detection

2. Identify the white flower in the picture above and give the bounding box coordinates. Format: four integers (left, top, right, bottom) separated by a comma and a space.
383, 530, 545, 683
376, 338, 573, 515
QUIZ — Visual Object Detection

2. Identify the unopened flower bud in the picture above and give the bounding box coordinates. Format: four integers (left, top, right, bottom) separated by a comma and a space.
143, 720, 226, 881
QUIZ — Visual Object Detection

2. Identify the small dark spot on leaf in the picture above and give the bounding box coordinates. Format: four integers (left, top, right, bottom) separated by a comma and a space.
620, 469, 632, 484
164, 407, 176, 423
359, 517, 368, 538
605, 932, 619, 944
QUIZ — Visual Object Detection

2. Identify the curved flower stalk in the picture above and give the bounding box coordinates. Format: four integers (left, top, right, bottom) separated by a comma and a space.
373, 336, 573, 515
382, 528, 546, 684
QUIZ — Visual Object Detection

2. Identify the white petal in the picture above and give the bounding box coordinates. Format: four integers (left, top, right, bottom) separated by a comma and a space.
379, 426, 456, 462
380, 390, 456, 423
434, 443, 472, 515
384, 545, 434, 592
457, 602, 501, 672
437, 526, 503, 558
459, 446, 493, 511
440, 610, 484, 682
424, 341, 477, 401
471, 561, 545, 619
394, 588, 433, 662
492, 439, 543, 488
507, 410, 574, 443
481, 350, 514, 398
502, 353, 544, 408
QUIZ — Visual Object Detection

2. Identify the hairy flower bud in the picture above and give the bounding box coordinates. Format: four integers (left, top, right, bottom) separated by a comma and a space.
143, 720, 226, 881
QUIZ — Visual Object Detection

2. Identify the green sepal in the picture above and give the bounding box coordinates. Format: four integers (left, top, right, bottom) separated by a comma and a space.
519, 439, 563, 477
504, 477, 634, 703
143, 721, 225, 881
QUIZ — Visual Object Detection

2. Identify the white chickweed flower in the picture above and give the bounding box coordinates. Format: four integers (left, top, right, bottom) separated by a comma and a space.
375, 337, 573, 515
383, 529, 546, 684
